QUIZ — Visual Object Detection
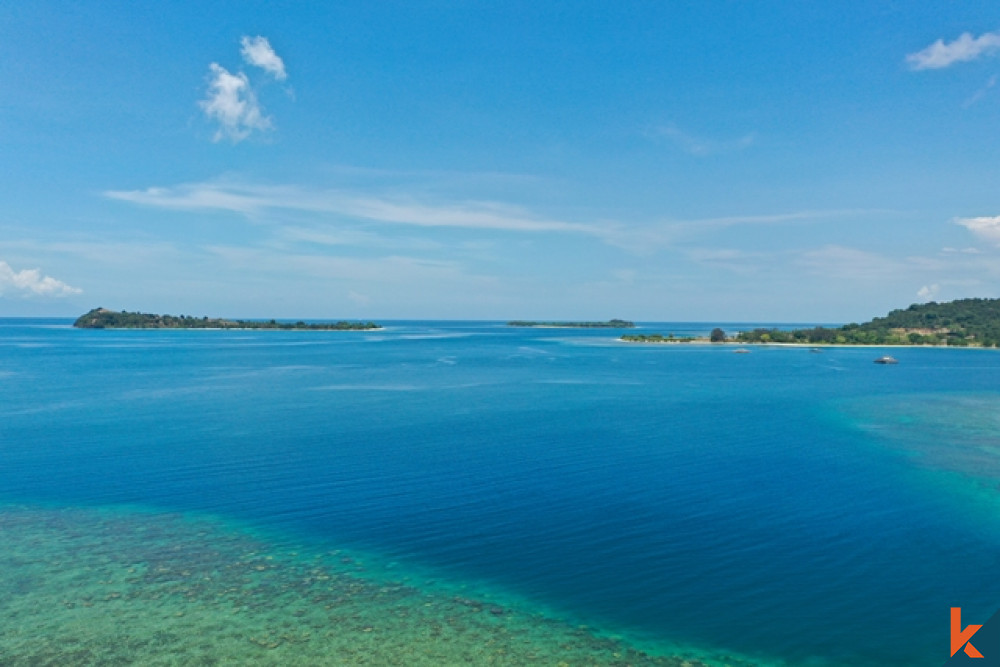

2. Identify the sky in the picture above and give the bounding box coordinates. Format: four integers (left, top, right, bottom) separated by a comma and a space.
2, 2, 1000, 322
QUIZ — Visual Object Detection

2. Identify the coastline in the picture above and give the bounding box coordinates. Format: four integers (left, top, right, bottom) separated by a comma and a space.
84, 326, 385, 331
618, 339, 998, 349
514, 325, 632, 330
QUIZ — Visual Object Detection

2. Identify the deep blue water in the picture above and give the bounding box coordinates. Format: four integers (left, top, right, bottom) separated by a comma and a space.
1, 319, 998, 665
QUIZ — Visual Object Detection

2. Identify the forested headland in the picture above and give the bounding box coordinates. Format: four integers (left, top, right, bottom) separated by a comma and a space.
734, 298, 1000, 347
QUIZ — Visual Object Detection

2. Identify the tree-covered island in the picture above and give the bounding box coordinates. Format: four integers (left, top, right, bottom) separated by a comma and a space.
621, 299, 1000, 348
620, 334, 694, 343
621, 328, 725, 344
73, 308, 380, 331
508, 319, 635, 328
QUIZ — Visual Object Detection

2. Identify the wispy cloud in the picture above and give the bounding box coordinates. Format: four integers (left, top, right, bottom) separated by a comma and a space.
0, 260, 81, 297
941, 246, 983, 255
201, 36, 288, 142
105, 182, 604, 235
671, 210, 865, 230
684, 248, 773, 275
793, 246, 958, 293
954, 214, 1000, 243
105, 178, 891, 261
652, 123, 755, 156
601, 209, 886, 254
332, 197, 599, 233
240, 36, 286, 80
279, 226, 443, 251
106, 183, 271, 214
906, 31, 1000, 70
795, 245, 905, 280
0, 239, 182, 267
963, 75, 997, 107
202, 245, 497, 295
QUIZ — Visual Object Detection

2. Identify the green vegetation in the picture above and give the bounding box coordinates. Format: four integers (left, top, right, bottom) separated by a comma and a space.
73, 308, 380, 331
735, 298, 1000, 347
620, 333, 692, 343
508, 319, 635, 328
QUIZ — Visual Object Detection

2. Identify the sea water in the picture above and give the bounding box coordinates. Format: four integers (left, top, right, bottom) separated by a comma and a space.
1, 319, 997, 665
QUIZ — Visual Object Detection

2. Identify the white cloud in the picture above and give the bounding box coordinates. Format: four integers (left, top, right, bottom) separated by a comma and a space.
200, 63, 272, 142
199, 36, 287, 142
917, 284, 940, 300
953, 215, 1000, 243
106, 182, 269, 214
105, 179, 896, 260
333, 197, 598, 233
280, 226, 443, 251
906, 31, 1000, 70
105, 182, 604, 235
0, 261, 81, 297
240, 36, 287, 80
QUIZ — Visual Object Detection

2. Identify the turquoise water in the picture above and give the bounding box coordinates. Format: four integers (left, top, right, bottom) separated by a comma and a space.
1, 319, 998, 665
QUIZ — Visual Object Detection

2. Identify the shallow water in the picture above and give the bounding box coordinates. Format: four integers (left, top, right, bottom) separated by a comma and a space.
1, 320, 998, 665
0, 506, 715, 666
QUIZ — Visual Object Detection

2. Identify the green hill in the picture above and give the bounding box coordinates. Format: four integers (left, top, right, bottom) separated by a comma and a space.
735, 298, 1000, 347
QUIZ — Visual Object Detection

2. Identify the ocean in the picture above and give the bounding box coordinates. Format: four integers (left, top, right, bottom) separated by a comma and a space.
1, 319, 997, 665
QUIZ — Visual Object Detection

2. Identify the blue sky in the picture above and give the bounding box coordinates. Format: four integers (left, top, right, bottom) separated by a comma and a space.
2, 2, 1000, 321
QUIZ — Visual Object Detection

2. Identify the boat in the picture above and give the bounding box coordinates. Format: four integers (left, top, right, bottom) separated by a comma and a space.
733, 348, 751, 354
810, 348, 823, 353
874, 356, 898, 364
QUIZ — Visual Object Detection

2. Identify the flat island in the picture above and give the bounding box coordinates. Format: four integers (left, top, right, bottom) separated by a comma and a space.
621, 334, 697, 343
73, 308, 380, 331
621, 298, 1000, 347
508, 319, 635, 328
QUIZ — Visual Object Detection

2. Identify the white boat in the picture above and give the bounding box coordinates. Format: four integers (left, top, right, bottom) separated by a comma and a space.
874, 356, 898, 364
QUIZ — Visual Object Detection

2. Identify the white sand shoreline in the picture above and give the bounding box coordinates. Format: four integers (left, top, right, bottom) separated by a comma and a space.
618, 338, 998, 350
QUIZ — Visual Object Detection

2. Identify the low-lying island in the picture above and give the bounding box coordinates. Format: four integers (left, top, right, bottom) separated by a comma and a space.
73, 308, 381, 331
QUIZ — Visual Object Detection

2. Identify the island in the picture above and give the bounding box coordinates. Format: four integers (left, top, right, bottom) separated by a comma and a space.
734, 298, 1000, 347
620, 333, 694, 343
620, 298, 1000, 348
507, 319, 635, 328
73, 308, 380, 331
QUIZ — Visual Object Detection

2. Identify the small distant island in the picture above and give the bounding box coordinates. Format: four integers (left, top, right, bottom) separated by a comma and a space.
621, 334, 695, 343
621, 299, 1000, 347
508, 319, 635, 328
73, 308, 380, 331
